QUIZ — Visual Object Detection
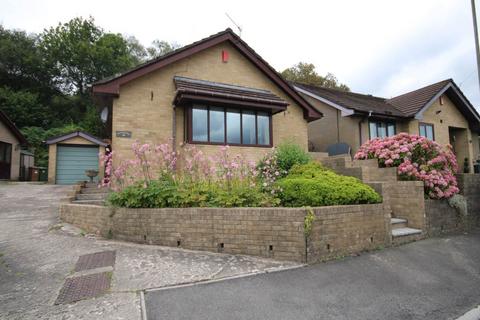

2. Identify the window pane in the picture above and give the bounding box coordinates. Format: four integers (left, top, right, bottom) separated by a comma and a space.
0, 143, 5, 162
226, 109, 241, 144
419, 125, 426, 138
4, 144, 11, 164
209, 107, 225, 143
257, 112, 270, 145
387, 123, 395, 137
377, 122, 387, 138
426, 125, 434, 140
192, 107, 208, 142
242, 111, 256, 145
369, 122, 377, 138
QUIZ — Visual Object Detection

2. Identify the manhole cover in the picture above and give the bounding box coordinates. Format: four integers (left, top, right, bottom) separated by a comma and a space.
55, 272, 111, 305
75, 251, 116, 272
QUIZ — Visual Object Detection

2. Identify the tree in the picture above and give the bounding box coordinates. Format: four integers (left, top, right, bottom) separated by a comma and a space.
281, 62, 350, 91
0, 26, 54, 93
146, 40, 180, 59
41, 17, 139, 95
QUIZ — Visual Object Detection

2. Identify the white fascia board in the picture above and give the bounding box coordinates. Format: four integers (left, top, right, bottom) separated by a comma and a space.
294, 86, 355, 117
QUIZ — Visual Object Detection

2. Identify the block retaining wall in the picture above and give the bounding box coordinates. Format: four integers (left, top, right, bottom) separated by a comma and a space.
60, 203, 390, 263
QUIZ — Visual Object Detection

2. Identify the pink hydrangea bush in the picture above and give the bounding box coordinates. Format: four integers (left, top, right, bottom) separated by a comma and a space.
354, 133, 459, 199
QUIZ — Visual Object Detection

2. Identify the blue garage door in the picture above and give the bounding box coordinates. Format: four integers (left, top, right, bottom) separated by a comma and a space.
56, 145, 99, 185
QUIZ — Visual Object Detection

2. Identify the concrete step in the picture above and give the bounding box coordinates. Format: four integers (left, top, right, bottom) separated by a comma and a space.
392, 227, 423, 245
351, 159, 379, 168
309, 152, 329, 160
71, 199, 105, 206
81, 187, 109, 194
76, 193, 108, 201
362, 167, 398, 182
83, 182, 101, 189
391, 218, 408, 229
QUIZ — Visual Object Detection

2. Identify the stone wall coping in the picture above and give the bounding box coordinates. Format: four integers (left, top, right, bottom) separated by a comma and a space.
61, 203, 385, 212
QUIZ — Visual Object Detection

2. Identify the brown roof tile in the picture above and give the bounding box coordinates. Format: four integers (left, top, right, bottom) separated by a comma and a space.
293, 82, 405, 117
387, 79, 452, 116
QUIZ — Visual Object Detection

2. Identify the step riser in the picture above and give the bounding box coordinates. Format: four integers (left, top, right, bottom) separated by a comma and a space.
392, 233, 424, 245
72, 200, 105, 206
391, 223, 408, 229
76, 194, 108, 201
81, 188, 109, 194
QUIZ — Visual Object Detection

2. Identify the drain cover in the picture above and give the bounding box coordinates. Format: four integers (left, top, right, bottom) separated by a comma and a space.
75, 251, 116, 272
55, 272, 111, 305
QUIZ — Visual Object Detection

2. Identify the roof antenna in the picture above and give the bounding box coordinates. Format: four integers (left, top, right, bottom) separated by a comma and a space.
225, 12, 242, 37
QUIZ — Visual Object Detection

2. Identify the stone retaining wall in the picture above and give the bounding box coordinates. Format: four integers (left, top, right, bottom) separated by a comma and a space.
425, 199, 463, 236
60, 203, 389, 263
457, 174, 480, 226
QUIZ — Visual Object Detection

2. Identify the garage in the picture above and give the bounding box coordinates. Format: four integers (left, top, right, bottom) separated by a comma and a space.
46, 131, 107, 185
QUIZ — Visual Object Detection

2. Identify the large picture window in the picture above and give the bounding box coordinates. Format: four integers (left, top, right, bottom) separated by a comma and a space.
369, 121, 396, 139
188, 106, 272, 146
419, 123, 434, 140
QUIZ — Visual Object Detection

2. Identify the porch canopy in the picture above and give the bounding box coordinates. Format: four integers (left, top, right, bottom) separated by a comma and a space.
173, 76, 288, 113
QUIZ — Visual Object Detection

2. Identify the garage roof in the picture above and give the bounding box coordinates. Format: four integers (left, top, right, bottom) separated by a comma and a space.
46, 131, 108, 146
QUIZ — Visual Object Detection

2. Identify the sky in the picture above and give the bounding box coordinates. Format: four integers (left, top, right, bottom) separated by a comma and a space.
1, 0, 480, 111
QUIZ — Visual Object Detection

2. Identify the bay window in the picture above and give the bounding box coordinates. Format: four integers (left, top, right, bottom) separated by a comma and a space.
188, 105, 272, 146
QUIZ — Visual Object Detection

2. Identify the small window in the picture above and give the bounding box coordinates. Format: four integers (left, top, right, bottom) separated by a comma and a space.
0, 142, 12, 164
369, 120, 396, 139
419, 123, 434, 140
189, 106, 271, 146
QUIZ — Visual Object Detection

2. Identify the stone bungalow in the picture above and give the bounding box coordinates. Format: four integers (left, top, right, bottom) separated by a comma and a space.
0, 109, 28, 180
91, 28, 322, 167
295, 80, 480, 172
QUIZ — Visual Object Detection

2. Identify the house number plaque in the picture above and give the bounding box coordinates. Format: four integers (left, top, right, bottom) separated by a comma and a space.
116, 131, 132, 138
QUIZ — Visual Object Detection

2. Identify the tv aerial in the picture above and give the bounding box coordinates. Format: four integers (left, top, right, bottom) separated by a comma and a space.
225, 13, 242, 37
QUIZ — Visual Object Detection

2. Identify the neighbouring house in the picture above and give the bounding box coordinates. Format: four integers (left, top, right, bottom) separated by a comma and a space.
295, 79, 480, 172
91, 29, 321, 170
0, 110, 28, 180
46, 131, 107, 184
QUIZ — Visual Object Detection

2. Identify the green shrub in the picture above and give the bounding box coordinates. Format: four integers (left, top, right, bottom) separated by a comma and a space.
108, 179, 280, 208
276, 162, 382, 207
275, 142, 311, 173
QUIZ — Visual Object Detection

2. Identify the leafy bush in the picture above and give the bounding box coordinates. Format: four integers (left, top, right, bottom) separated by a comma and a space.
276, 163, 381, 207
256, 142, 310, 193
354, 133, 458, 199
108, 178, 279, 208
275, 142, 311, 173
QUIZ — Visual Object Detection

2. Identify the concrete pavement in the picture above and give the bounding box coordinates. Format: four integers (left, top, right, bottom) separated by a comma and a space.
0, 184, 298, 320
145, 230, 480, 320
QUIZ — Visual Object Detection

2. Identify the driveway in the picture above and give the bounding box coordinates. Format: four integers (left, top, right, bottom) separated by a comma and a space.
0, 184, 297, 320
145, 231, 480, 320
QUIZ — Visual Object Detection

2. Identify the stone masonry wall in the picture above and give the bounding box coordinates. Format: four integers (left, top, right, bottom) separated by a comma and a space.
425, 199, 464, 236
381, 181, 426, 231
60, 203, 388, 263
457, 174, 480, 227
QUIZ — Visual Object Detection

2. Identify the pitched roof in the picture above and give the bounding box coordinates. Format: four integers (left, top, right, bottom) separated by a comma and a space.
293, 79, 480, 131
386, 79, 452, 117
0, 109, 27, 145
93, 29, 322, 121
173, 76, 288, 112
293, 82, 404, 117
46, 131, 108, 146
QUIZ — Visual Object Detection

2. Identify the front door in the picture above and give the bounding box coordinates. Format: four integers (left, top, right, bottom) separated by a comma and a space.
0, 141, 12, 179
